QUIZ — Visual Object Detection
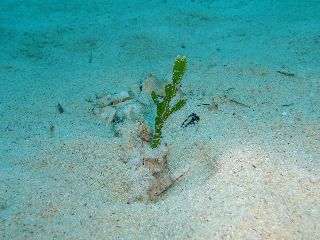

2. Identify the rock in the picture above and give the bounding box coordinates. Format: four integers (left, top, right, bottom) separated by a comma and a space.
142, 145, 169, 172
128, 84, 141, 98
96, 94, 112, 105
136, 93, 152, 106
141, 73, 168, 97
100, 106, 116, 123
138, 121, 151, 142
120, 103, 141, 121
110, 91, 131, 105
141, 73, 156, 95
114, 121, 141, 147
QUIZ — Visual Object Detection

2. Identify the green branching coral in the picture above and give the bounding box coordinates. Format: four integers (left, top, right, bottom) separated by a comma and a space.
150, 56, 187, 148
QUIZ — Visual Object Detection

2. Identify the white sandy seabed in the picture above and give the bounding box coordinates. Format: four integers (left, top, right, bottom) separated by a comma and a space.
0, 0, 319, 239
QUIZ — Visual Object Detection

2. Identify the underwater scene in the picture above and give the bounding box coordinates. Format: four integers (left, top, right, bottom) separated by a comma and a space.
1, 0, 319, 239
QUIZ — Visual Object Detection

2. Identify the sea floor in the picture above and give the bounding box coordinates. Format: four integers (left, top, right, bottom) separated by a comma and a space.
1, 0, 319, 239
